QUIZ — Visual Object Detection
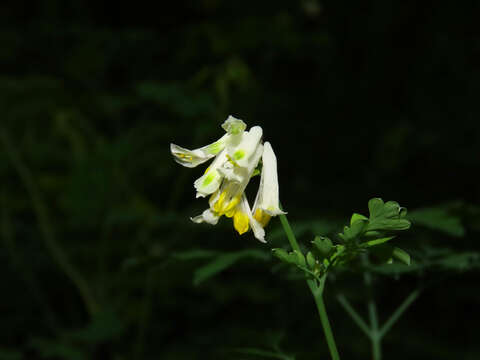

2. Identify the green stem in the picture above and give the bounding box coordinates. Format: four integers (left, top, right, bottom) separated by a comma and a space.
279, 212, 340, 360
278, 212, 301, 253
308, 278, 340, 360
363, 255, 381, 360
371, 334, 381, 360
379, 289, 420, 338
1, 190, 58, 331
336, 294, 371, 338
0, 129, 99, 316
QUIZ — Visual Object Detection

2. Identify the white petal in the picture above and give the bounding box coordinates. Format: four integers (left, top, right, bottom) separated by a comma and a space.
240, 194, 265, 242
253, 141, 286, 216
191, 209, 219, 225
217, 161, 244, 182
194, 148, 228, 198
227, 126, 263, 169
170, 134, 228, 168
222, 143, 263, 201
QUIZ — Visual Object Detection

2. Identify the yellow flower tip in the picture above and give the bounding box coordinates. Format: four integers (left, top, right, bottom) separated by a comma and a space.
225, 208, 236, 218
213, 191, 227, 213
224, 195, 240, 212
175, 153, 193, 161
233, 211, 250, 235
254, 209, 271, 227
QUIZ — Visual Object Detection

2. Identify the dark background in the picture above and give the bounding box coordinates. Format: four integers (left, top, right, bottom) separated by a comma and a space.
1, 1, 479, 359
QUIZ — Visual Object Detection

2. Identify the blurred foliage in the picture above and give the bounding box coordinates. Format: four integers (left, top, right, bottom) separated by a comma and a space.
0, 1, 479, 359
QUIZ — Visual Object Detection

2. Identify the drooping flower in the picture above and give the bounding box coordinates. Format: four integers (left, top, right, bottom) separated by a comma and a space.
171, 115, 284, 242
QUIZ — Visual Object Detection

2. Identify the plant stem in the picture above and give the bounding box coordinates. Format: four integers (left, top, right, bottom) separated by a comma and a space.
279, 212, 340, 360
0, 129, 99, 316
363, 255, 381, 360
379, 289, 420, 338
336, 294, 371, 338
1, 189, 59, 331
278, 212, 301, 253
308, 278, 340, 360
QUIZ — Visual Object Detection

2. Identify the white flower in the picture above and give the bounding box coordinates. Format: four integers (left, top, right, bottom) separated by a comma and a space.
171, 115, 283, 242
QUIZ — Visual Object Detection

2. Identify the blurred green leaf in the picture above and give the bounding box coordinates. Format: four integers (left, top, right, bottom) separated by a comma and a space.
194, 249, 269, 285
370, 262, 422, 275
436, 252, 480, 271
173, 249, 219, 261
393, 247, 411, 266
67, 311, 125, 344
409, 207, 465, 237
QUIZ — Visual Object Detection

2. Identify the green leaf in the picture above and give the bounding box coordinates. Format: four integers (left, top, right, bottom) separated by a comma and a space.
367, 198, 411, 232
370, 262, 422, 275
366, 218, 411, 231
361, 236, 396, 247
68, 311, 125, 343
293, 250, 306, 267
393, 247, 411, 265
363, 230, 384, 238
306, 251, 316, 269
408, 207, 465, 237
272, 248, 292, 264
368, 198, 385, 219
436, 252, 480, 271
193, 250, 269, 285
351, 213, 368, 225
341, 220, 367, 242
312, 236, 333, 258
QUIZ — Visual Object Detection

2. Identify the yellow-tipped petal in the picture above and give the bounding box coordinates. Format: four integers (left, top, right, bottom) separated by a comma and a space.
254, 208, 271, 227
224, 195, 241, 212
170, 134, 228, 168
225, 208, 236, 218
213, 191, 227, 213
233, 211, 250, 235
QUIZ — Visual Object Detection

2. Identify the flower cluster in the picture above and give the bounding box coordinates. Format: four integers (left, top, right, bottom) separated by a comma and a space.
170, 116, 285, 242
